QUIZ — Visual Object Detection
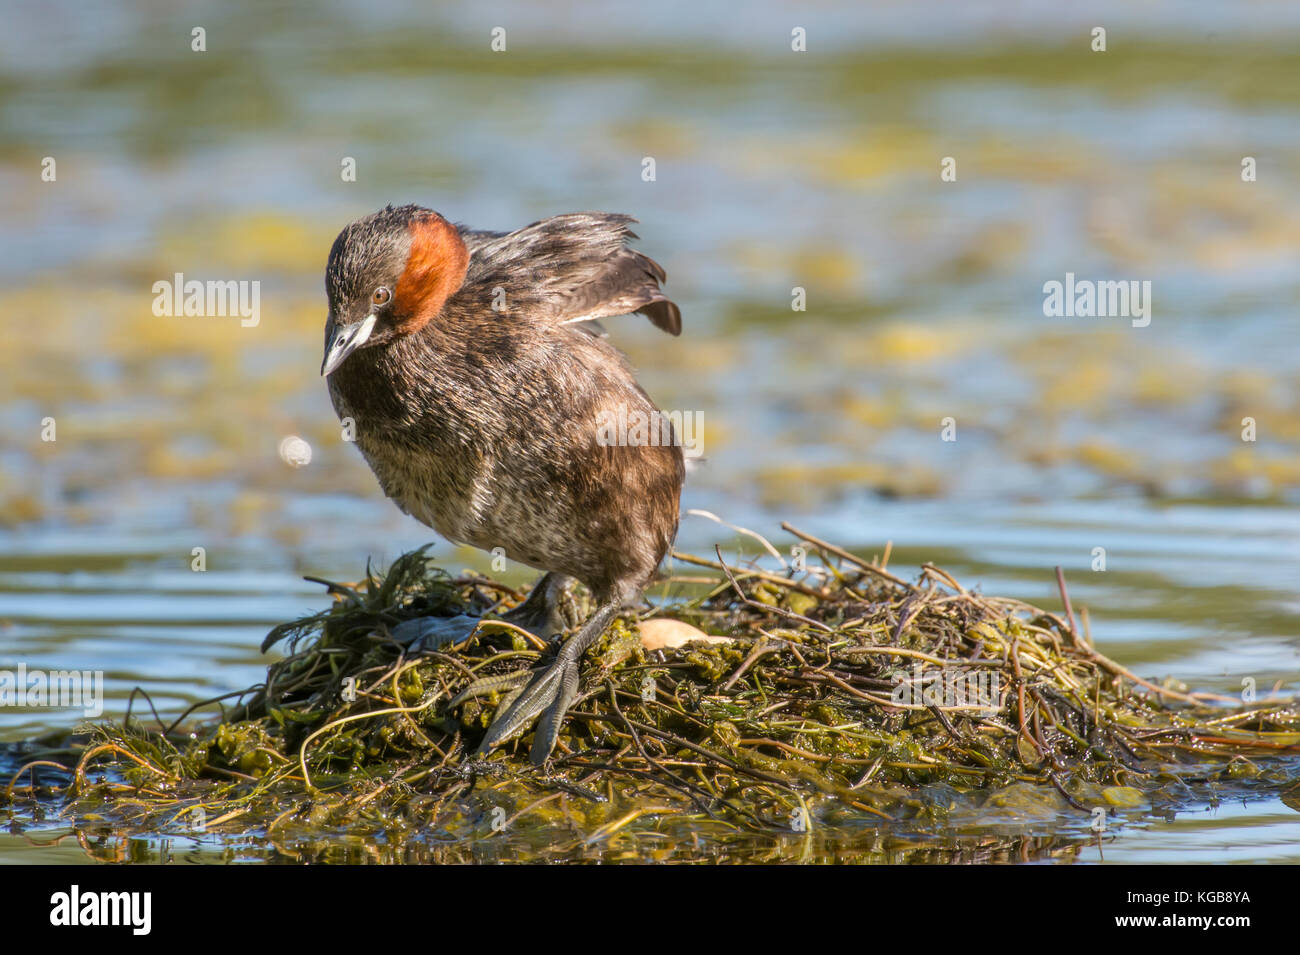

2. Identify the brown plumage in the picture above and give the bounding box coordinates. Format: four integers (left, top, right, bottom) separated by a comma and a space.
321, 204, 684, 763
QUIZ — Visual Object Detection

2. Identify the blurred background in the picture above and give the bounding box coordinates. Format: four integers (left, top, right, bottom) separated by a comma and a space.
1, 1, 1298, 860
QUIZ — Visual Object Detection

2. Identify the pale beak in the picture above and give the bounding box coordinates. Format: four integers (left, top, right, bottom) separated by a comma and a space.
321, 314, 377, 376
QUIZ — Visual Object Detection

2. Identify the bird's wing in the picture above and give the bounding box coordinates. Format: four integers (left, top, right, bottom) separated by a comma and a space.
456, 226, 509, 253
453, 213, 681, 336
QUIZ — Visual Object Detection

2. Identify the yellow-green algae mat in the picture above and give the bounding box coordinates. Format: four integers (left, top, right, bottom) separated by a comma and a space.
6, 526, 1300, 861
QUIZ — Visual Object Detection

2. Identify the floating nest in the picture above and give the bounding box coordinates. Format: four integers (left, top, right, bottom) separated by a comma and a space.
6, 523, 1299, 860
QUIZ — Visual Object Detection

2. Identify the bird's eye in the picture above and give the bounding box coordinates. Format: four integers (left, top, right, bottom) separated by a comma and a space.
371, 286, 392, 307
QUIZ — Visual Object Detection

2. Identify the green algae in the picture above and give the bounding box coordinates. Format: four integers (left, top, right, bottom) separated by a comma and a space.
4, 530, 1299, 860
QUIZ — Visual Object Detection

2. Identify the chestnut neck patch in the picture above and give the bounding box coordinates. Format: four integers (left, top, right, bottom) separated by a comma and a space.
392, 214, 470, 334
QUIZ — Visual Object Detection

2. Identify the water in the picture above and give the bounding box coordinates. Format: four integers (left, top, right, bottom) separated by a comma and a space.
1, 0, 1298, 862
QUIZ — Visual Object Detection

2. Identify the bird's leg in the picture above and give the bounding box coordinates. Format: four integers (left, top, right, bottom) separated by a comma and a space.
499, 572, 554, 627
387, 574, 578, 655
499, 572, 576, 639
476, 600, 622, 765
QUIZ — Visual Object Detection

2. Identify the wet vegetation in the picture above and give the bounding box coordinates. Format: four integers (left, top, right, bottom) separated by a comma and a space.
5, 3, 1300, 862
6, 531, 1296, 862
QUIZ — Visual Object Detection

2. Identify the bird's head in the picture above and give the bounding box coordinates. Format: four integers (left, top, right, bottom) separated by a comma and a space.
321, 204, 470, 376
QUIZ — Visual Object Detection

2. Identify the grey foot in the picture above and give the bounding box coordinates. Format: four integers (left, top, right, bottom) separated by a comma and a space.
389, 613, 481, 652
499, 572, 577, 640
446, 669, 532, 711
476, 602, 620, 765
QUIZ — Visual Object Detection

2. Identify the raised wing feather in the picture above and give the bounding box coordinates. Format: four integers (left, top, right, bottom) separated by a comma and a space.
454, 213, 681, 336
